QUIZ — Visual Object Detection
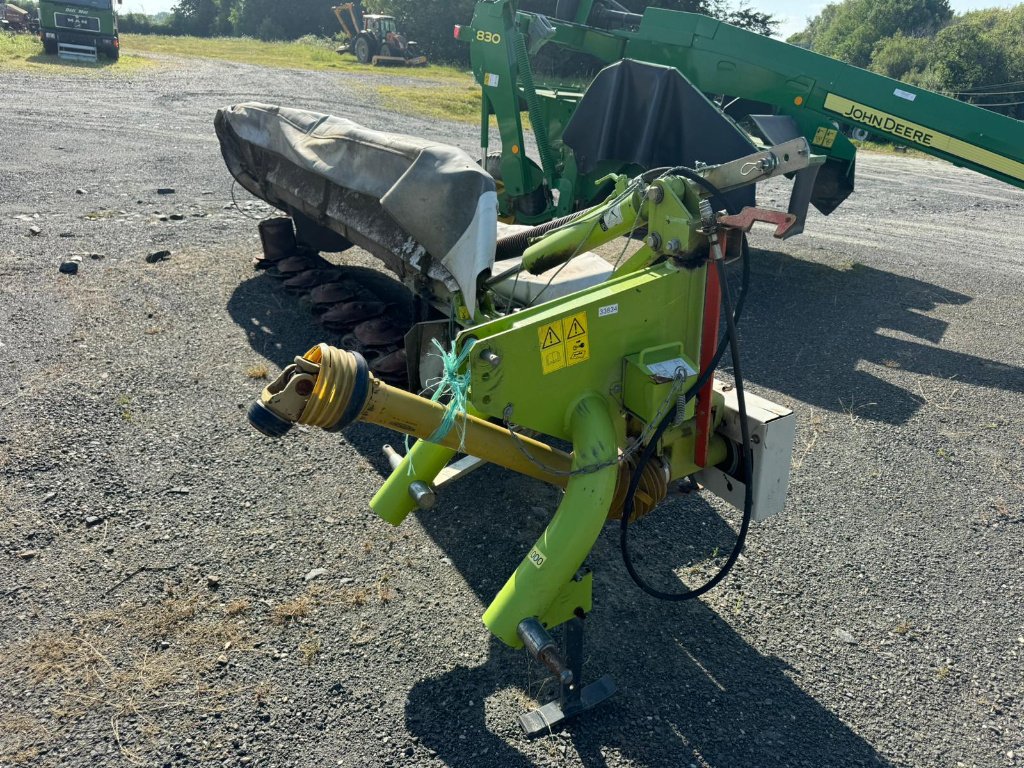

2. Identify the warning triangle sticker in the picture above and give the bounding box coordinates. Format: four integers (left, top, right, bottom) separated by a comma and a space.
541, 326, 562, 348
566, 318, 586, 338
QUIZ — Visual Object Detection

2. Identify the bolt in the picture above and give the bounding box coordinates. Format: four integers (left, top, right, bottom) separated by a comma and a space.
666, 238, 681, 253
295, 379, 314, 397
647, 232, 662, 250
646, 185, 664, 204
480, 348, 502, 367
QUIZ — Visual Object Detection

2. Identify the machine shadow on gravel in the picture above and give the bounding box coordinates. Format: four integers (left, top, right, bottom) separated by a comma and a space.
228, 271, 340, 371
226, 269, 404, 466
404, 470, 892, 768
735, 247, 1024, 425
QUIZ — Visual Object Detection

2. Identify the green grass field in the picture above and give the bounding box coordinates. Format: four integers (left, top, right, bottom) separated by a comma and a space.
0, 32, 155, 74
122, 33, 468, 81
1, 31, 481, 123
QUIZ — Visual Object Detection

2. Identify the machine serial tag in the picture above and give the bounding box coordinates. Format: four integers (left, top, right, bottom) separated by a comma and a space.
527, 547, 546, 569
537, 311, 590, 375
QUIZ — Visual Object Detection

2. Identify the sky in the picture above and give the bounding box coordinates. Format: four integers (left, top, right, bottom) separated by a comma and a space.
117, 0, 1022, 39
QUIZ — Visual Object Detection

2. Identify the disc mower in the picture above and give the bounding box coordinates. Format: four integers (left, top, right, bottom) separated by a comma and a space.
215, 84, 811, 731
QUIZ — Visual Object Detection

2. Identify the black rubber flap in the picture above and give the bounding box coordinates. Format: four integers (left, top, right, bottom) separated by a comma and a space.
563, 59, 756, 210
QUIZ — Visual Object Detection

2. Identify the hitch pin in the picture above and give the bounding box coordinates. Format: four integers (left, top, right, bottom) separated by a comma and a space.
382, 444, 437, 510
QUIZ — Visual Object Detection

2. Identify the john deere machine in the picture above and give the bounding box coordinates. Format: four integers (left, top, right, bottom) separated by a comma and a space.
333, 1, 426, 66
458, 0, 1024, 224
213, 0, 1024, 736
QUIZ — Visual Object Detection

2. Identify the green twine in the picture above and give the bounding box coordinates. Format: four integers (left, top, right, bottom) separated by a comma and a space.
425, 337, 477, 445
404, 338, 477, 475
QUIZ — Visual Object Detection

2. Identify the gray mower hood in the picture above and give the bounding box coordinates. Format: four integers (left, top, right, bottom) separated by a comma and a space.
215, 102, 497, 316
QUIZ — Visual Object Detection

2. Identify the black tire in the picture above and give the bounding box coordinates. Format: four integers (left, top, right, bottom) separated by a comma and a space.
43, 38, 57, 55
379, 43, 392, 58
353, 35, 372, 64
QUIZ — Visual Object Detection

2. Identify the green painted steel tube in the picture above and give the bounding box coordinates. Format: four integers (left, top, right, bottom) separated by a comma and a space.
483, 392, 618, 647
520, 185, 642, 275
370, 439, 456, 527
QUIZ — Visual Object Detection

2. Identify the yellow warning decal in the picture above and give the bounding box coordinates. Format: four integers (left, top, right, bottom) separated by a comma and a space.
824, 93, 1024, 182
812, 126, 838, 148
537, 311, 590, 375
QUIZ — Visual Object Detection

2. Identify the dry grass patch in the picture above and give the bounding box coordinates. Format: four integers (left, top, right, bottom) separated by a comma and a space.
225, 598, 251, 616
246, 363, 270, 379
376, 575, 396, 604
270, 583, 372, 626
0, 593, 265, 763
0, 715, 50, 765
341, 585, 369, 608
270, 593, 313, 626
299, 636, 322, 666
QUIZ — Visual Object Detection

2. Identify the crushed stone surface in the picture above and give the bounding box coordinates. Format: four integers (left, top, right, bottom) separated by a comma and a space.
1, 54, 1023, 768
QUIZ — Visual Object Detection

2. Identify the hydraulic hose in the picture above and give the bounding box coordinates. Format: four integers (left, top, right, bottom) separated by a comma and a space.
619, 256, 752, 601
618, 170, 754, 601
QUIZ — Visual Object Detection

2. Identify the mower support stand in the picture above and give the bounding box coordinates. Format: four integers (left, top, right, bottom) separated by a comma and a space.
518, 617, 616, 738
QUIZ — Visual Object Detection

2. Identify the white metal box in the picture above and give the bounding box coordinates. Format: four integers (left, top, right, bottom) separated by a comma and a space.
696, 381, 795, 522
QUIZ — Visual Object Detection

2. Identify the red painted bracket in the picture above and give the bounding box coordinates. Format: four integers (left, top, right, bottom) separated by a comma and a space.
719, 206, 798, 239
694, 232, 725, 467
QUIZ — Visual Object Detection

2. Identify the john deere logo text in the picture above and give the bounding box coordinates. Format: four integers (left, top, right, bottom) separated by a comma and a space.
842, 105, 936, 145
823, 93, 1024, 182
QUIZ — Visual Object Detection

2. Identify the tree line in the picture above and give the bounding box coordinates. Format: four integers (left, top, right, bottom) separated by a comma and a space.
118, 0, 777, 63
789, 0, 1024, 119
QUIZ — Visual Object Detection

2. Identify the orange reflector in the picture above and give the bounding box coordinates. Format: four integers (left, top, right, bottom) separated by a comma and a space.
512, 144, 520, 154
794, 96, 804, 106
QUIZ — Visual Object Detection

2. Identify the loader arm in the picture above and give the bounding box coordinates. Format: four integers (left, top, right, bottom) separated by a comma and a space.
332, 2, 360, 39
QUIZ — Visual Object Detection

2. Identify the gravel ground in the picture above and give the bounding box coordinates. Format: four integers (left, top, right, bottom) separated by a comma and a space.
1, 54, 1022, 768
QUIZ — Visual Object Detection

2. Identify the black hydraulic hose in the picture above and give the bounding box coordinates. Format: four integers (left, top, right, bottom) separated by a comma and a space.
618, 167, 754, 601
669, 166, 737, 218
494, 205, 596, 261
619, 255, 753, 601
